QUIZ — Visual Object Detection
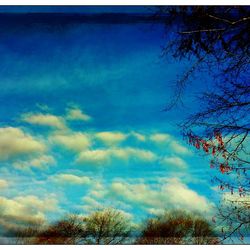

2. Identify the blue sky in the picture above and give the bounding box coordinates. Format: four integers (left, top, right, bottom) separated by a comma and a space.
0, 7, 222, 232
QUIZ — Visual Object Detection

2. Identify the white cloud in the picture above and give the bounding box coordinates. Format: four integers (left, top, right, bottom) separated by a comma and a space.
0, 127, 46, 161
52, 174, 91, 185
163, 178, 213, 212
13, 195, 59, 213
66, 107, 91, 121
0, 179, 8, 189
50, 131, 90, 152
76, 147, 156, 166
0, 195, 59, 228
13, 155, 56, 170
22, 113, 66, 130
95, 132, 127, 146
110, 178, 213, 214
76, 149, 110, 166
161, 156, 188, 169
149, 133, 171, 144
111, 182, 161, 207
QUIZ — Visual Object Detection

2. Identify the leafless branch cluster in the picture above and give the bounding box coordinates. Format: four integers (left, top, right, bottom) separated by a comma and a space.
8, 208, 218, 245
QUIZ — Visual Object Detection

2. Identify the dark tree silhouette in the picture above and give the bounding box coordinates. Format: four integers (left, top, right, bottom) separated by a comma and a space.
12, 209, 219, 245
136, 210, 218, 244
154, 6, 250, 241
14, 208, 132, 245
15, 214, 85, 244
14, 225, 42, 244
33, 214, 85, 244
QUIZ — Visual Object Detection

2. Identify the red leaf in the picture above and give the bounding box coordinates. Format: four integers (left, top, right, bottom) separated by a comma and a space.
212, 147, 216, 156
195, 140, 200, 149
220, 164, 225, 174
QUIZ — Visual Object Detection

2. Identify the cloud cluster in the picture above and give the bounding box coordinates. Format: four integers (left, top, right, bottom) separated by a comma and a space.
0, 195, 59, 232
0, 127, 46, 161
16, 108, 192, 171
110, 178, 213, 214
13, 155, 56, 170
0, 106, 211, 230
22, 107, 92, 132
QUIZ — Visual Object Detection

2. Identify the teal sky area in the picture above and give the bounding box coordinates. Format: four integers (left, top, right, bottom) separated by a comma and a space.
0, 6, 222, 236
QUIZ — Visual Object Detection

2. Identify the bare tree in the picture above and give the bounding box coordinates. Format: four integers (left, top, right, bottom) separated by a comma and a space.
83, 208, 132, 244
153, 6, 250, 240
136, 210, 218, 244
155, 6, 250, 110
215, 197, 250, 243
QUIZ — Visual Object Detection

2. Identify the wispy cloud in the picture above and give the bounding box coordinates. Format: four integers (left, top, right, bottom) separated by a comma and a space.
13, 155, 56, 171
0, 179, 8, 189
149, 133, 171, 144
51, 173, 91, 185
75, 147, 157, 166
169, 140, 192, 156
161, 156, 188, 169
110, 178, 214, 214
130, 132, 146, 142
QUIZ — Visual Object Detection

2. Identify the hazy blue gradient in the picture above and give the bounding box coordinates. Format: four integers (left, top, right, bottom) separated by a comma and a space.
0, 7, 221, 231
